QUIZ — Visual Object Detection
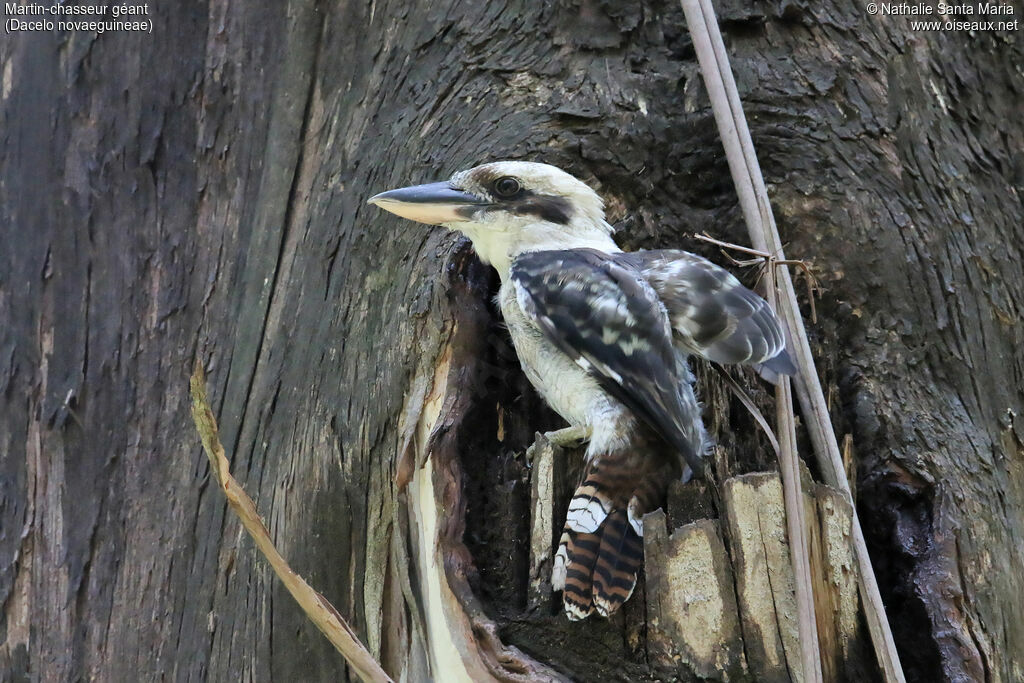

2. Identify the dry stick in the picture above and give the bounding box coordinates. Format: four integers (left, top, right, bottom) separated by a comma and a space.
679, 3, 821, 681
770, 287, 822, 683
189, 363, 394, 683
679, 1, 906, 681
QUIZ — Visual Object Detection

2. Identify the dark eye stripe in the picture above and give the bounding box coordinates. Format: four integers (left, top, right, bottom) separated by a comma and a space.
510, 194, 573, 225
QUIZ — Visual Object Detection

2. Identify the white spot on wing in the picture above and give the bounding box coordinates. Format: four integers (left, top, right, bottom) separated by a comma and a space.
592, 361, 622, 384
511, 278, 535, 316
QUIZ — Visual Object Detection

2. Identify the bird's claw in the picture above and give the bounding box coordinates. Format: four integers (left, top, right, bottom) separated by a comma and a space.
542, 425, 592, 449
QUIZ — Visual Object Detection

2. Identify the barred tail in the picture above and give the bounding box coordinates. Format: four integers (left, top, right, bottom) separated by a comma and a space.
552, 462, 664, 620
553, 527, 603, 620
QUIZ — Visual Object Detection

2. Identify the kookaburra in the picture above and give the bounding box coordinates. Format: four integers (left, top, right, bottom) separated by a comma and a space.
369, 161, 794, 620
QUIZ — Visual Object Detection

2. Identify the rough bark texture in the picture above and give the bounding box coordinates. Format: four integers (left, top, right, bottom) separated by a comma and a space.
1, 0, 1021, 681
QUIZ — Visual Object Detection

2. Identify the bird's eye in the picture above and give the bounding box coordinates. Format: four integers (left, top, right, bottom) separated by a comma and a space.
493, 176, 521, 198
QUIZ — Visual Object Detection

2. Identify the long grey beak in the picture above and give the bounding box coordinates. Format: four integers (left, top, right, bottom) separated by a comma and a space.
367, 181, 487, 225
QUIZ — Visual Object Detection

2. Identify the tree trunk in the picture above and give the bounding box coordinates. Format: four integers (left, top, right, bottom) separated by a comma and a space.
1, 1, 1021, 681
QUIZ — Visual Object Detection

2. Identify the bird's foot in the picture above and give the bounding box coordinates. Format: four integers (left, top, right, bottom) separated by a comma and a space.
542, 425, 592, 449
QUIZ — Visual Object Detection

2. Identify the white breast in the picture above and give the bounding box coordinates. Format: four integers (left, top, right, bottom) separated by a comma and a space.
498, 282, 633, 451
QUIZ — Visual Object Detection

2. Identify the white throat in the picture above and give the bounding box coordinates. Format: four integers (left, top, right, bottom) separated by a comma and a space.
454, 219, 620, 280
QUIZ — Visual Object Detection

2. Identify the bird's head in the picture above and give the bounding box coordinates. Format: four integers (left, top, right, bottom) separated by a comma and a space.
368, 161, 616, 272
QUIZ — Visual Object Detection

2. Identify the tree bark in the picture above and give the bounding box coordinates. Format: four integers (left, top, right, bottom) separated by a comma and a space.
1, 1, 1021, 681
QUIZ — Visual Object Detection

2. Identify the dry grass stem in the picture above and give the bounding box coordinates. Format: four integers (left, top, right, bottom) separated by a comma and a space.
189, 362, 393, 683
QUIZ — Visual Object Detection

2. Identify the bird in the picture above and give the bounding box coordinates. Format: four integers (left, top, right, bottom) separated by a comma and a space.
368, 161, 794, 620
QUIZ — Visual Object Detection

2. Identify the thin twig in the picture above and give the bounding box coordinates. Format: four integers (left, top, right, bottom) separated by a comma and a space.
693, 231, 770, 258
190, 362, 393, 683
694, 232, 820, 323
712, 364, 781, 457
679, 0, 906, 680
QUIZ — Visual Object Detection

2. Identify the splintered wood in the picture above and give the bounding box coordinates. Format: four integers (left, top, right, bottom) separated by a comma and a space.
527, 434, 561, 609
527, 432, 869, 681
643, 511, 746, 680
722, 473, 804, 682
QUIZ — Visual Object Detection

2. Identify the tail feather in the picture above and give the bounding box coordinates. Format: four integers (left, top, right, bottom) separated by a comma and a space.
591, 509, 644, 616
565, 478, 612, 533
554, 459, 668, 620
553, 529, 601, 620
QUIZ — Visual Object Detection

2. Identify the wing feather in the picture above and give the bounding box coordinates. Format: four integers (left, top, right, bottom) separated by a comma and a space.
617, 250, 795, 374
